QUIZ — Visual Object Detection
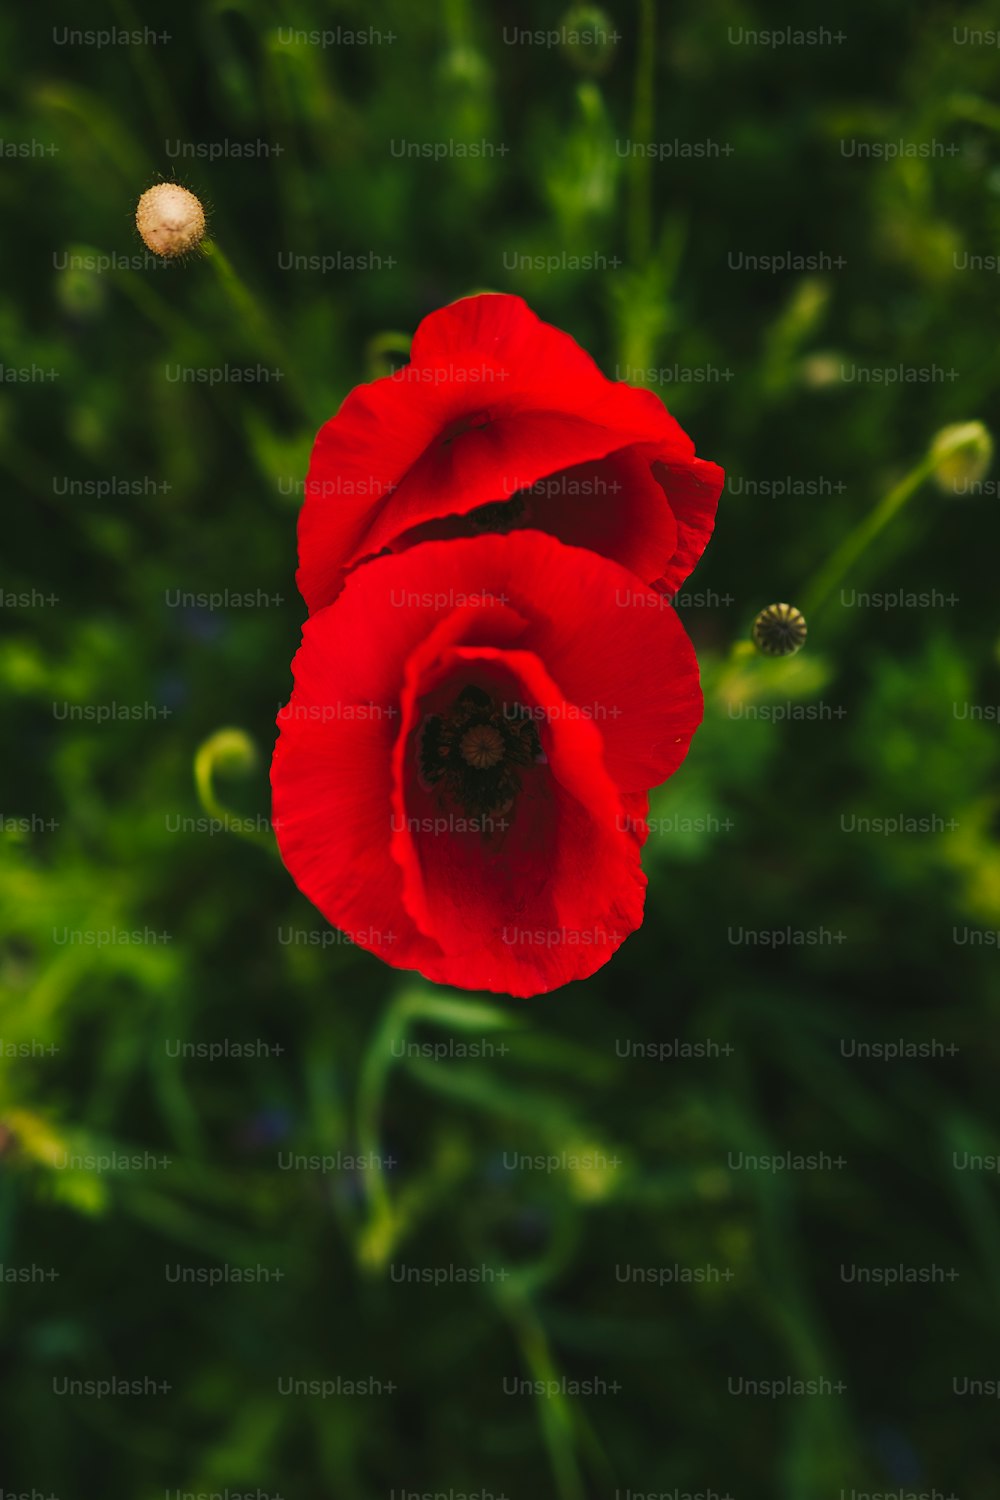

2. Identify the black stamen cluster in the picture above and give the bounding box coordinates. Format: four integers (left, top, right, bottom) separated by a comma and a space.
419, 684, 541, 817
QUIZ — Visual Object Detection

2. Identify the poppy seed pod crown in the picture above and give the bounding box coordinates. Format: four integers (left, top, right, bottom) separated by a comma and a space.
753, 603, 808, 657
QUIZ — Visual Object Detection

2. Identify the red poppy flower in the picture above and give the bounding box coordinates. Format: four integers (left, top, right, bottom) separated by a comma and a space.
297, 293, 723, 612
272, 531, 702, 997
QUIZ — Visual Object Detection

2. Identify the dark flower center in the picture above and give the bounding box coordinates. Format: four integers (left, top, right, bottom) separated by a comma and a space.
418, 683, 542, 819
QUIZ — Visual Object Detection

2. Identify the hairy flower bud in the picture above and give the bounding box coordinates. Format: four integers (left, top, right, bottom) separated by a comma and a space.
135, 183, 206, 258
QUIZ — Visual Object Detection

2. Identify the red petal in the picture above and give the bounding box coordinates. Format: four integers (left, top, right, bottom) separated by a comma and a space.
273, 531, 702, 995
390, 644, 646, 996
652, 456, 726, 598
298, 294, 710, 610
271, 660, 440, 975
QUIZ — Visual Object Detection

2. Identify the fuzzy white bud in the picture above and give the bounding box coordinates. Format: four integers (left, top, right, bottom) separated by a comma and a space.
135, 183, 206, 259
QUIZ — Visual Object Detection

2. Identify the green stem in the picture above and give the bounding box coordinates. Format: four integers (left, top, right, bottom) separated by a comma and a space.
503, 1293, 586, 1500
355, 990, 516, 1267
355, 995, 410, 1251
627, 0, 656, 267
201, 239, 312, 418
800, 442, 953, 620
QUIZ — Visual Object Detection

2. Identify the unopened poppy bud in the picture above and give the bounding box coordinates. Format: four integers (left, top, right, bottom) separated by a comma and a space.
752, 603, 807, 657
929, 421, 993, 495
135, 183, 206, 258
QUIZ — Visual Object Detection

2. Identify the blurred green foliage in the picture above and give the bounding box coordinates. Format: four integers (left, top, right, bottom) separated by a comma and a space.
3, 0, 1000, 1495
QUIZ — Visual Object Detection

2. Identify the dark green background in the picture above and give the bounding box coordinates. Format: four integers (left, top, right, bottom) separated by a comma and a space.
2, 0, 1000, 1495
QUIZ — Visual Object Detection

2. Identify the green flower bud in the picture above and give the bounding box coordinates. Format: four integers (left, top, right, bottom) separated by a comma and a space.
929, 421, 993, 495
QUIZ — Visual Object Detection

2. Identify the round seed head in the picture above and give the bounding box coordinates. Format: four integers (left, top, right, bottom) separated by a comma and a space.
752, 603, 807, 657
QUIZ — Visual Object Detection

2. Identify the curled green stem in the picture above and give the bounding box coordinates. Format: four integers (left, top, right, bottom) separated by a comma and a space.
193, 728, 275, 853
